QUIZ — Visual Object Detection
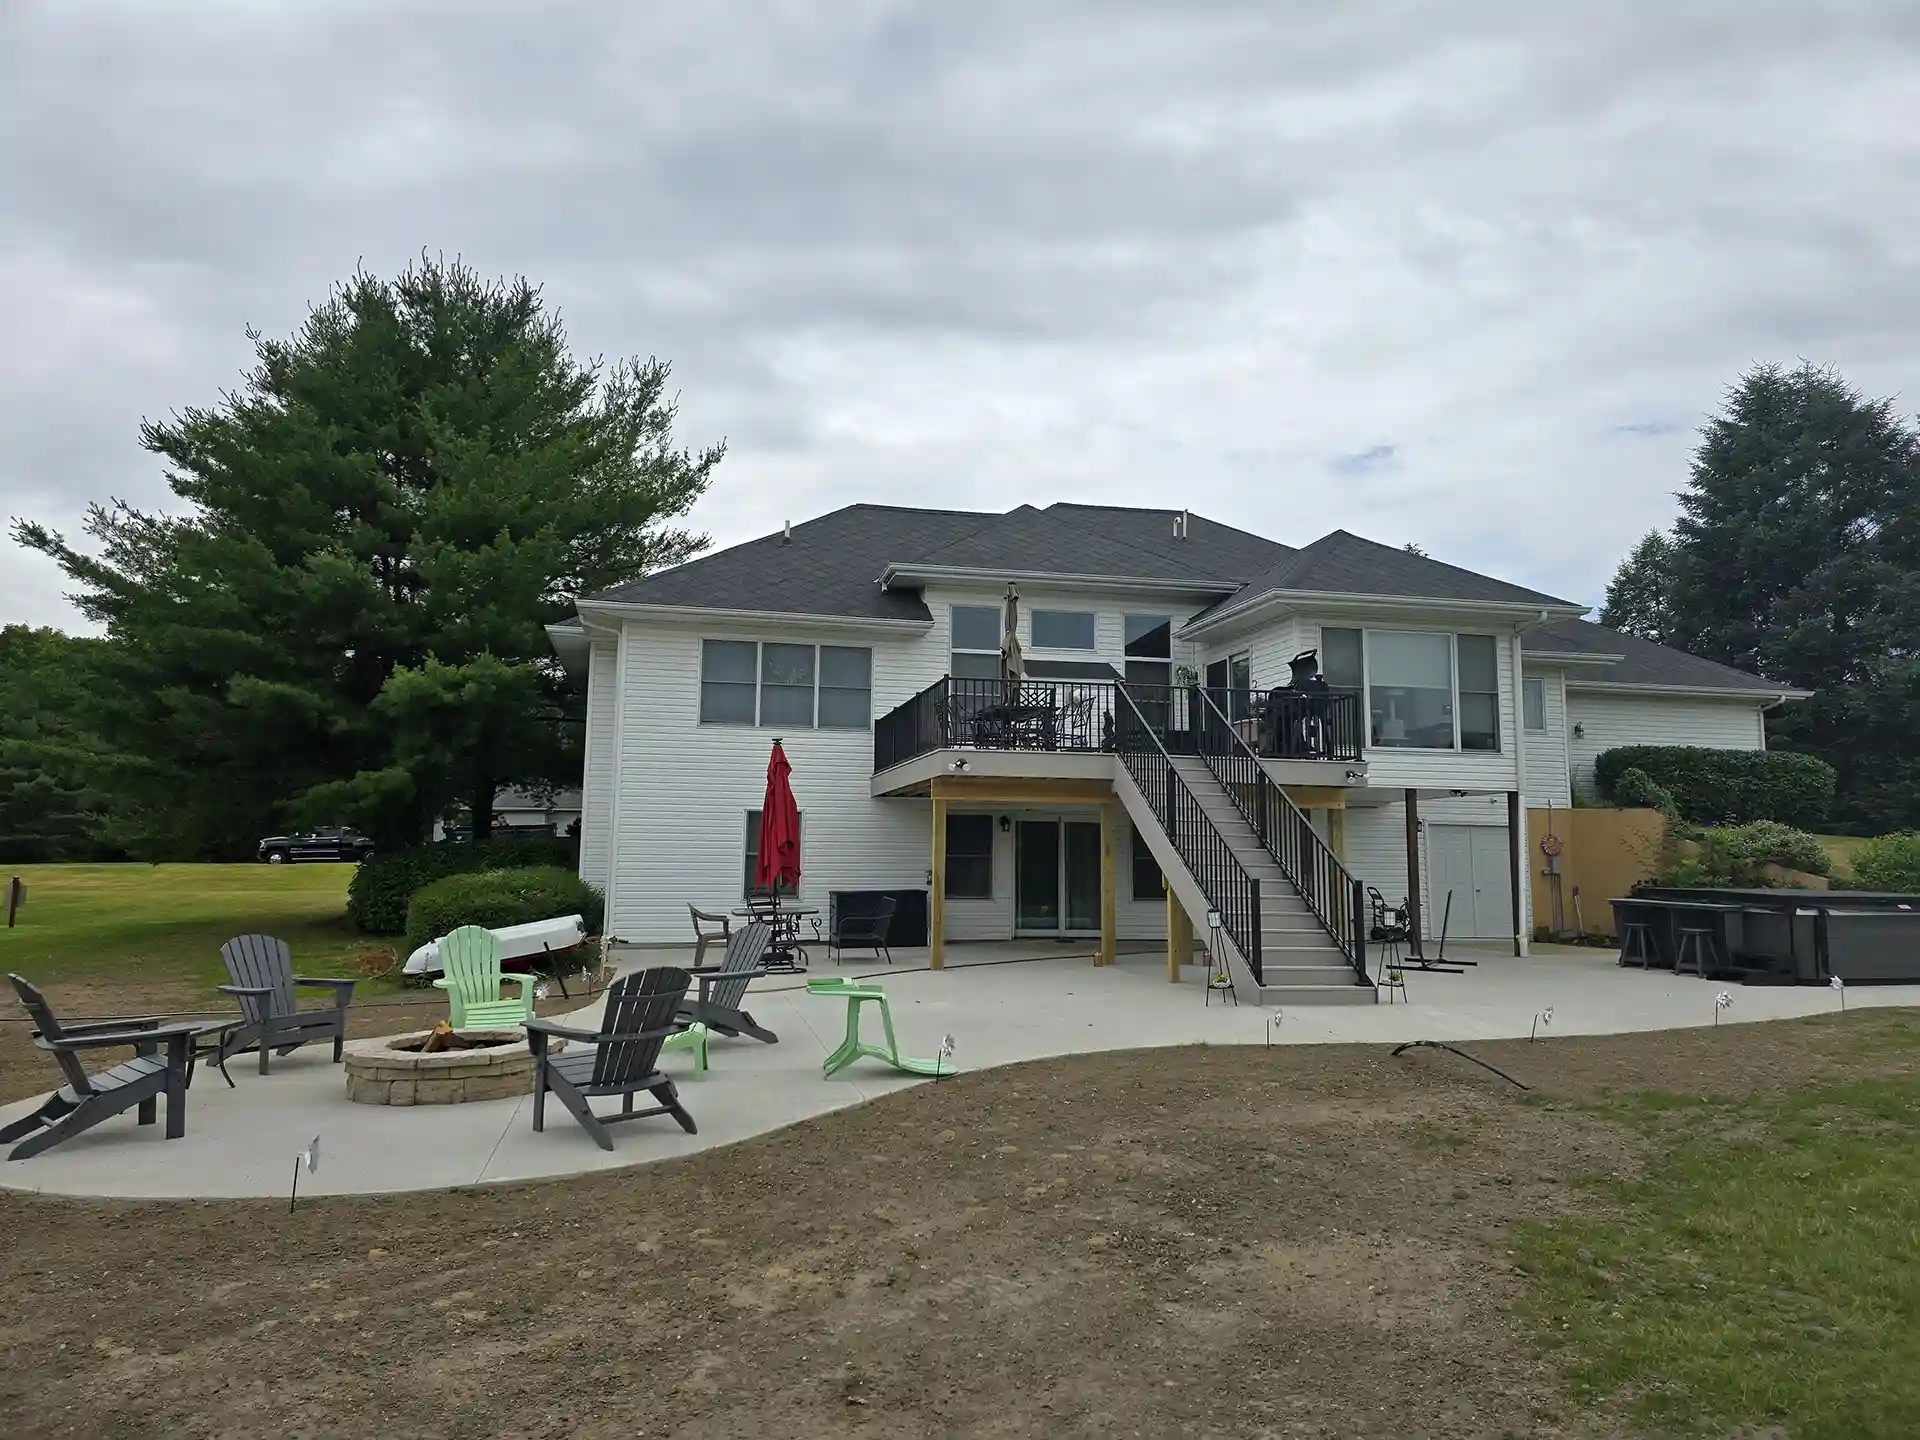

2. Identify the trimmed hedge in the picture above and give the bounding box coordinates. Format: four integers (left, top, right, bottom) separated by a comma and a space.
1611, 766, 1677, 816
1849, 832, 1920, 892
347, 838, 579, 935
404, 866, 605, 955
1594, 746, 1835, 828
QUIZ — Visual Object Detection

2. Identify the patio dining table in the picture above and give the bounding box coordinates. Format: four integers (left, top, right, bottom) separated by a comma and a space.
732, 904, 820, 973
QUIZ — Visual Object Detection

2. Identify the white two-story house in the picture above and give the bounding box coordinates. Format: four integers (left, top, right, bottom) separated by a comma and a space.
550, 502, 1801, 1004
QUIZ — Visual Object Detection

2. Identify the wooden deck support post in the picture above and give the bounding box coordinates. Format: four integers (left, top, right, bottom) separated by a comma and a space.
1327, 806, 1346, 863
1098, 801, 1118, 966
1404, 788, 1424, 957
1166, 884, 1192, 982
930, 795, 947, 969
1508, 789, 1525, 958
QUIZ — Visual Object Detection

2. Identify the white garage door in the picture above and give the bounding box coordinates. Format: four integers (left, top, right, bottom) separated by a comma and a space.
1427, 825, 1513, 940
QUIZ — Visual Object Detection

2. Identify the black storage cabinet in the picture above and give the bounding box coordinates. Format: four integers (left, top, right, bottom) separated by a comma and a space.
829, 889, 929, 947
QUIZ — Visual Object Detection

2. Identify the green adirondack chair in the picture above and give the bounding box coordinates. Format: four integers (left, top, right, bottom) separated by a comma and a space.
432, 926, 536, 1030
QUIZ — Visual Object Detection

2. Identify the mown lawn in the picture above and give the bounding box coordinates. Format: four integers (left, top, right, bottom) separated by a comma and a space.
0, 862, 361, 989
1516, 1065, 1920, 1439
0, 862, 460, 1101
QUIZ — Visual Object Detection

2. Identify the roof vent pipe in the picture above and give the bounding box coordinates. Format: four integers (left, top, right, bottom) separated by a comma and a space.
1173, 509, 1190, 540
782, 520, 792, 544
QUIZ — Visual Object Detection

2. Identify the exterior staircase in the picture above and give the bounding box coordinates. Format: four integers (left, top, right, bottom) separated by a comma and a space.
1164, 757, 1373, 1005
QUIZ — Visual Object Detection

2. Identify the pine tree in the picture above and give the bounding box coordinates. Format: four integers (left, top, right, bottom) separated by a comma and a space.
13, 257, 723, 854
1599, 531, 1677, 645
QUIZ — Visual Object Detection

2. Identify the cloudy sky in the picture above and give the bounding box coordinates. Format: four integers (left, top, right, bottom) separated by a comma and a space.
4, 1, 1918, 630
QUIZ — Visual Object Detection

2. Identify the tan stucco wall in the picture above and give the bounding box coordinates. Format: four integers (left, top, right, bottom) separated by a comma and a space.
1528, 807, 1667, 939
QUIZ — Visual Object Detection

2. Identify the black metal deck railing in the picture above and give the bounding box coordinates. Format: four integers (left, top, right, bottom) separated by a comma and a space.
1194, 687, 1368, 986
876, 675, 1361, 773
1111, 684, 1263, 984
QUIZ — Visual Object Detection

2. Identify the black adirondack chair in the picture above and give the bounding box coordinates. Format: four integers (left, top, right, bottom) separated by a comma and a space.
526, 966, 698, 1151
215, 934, 357, 1075
827, 895, 897, 966
2, 974, 205, 1160
678, 922, 777, 1043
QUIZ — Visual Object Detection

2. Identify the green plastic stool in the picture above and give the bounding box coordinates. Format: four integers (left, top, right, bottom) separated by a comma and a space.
806, 978, 948, 1079
662, 1021, 709, 1076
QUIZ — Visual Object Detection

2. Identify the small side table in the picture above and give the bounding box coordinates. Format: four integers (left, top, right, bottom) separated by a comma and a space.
663, 1022, 709, 1076
805, 979, 947, 1078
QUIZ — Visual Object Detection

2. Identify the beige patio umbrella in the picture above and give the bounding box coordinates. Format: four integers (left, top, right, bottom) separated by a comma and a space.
1001, 582, 1024, 703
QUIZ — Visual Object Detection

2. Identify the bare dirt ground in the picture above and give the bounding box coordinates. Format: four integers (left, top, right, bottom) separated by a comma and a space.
0, 1009, 1913, 1439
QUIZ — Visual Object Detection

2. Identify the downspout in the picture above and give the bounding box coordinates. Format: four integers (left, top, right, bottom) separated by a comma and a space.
1510, 618, 1540, 958
605, 619, 630, 946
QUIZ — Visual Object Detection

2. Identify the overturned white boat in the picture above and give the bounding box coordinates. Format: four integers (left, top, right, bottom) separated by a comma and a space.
402, 913, 589, 977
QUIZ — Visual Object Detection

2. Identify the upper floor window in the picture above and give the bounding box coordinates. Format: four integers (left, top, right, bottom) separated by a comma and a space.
1457, 635, 1500, 752
1123, 614, 1172, 689
1030, 609, 1095, 650
1328, 627, 1505, 751
699, 639, 872, 729
950, 604, 1001, 680
1522, 677, 1547, 732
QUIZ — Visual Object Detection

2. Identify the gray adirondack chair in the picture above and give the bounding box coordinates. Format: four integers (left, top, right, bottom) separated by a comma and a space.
678, 922, 777, 1043
215, 934, 357, 1074
2, 974, 204, 1160
525, 966, 698, 1151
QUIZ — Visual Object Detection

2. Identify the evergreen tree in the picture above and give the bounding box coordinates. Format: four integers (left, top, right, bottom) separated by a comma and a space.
1597, 363, 1920, 833
1599, 530, 1677, 645
0, 627, 119, 861
13, 257, 722, 854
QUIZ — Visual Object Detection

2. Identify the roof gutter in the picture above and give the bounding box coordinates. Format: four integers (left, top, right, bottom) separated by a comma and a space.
573, 599, 933, 636
1179, 589, 1589, 640
881, 564, 1240, 598
1566, 679, 1813, 703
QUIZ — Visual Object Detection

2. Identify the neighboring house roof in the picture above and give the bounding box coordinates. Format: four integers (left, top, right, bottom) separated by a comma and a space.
1524, 619, 1806, 698
1191, 530, 1583, 628
493, 787, 582, 813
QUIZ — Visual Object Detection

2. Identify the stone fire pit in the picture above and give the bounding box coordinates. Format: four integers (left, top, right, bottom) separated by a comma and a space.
345, 1029, 562, 1106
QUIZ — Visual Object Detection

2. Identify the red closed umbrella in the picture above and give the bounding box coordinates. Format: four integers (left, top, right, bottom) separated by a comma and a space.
755, 741, 801, 893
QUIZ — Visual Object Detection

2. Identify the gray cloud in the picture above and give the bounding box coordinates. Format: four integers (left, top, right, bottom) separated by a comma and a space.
5, 0, 1919, 627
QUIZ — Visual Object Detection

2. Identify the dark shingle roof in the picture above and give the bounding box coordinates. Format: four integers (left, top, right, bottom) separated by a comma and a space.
1524, 619, 1795, 695
899, 503, 1290, 586
1200, 530, 1580, 616
584, 504, 1567, 626
587, 504, 996, 622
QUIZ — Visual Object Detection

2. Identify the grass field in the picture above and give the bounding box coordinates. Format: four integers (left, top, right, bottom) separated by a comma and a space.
0, 862, 456, 1102
0, 862, 362, 989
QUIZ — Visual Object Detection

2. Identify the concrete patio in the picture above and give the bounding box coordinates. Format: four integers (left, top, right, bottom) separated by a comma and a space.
2, 940, 1911, 1200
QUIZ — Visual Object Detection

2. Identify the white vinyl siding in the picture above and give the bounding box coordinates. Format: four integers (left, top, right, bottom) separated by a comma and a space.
577, 635, 620, 897
609, 619, 932, 942
1567, 690, 1770, 800
1522, 669, 1572, 808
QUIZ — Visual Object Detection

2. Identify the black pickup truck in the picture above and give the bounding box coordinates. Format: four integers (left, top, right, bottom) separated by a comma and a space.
257, 826, 375, 864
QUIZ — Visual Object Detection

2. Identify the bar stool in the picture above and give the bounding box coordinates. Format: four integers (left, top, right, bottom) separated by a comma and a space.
1674, 926, 1715, 979
1619, 921, 1657, 969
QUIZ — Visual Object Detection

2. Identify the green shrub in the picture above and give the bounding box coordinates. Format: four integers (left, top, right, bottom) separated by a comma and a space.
1611, 766, 1678, 817
347, 837, 578, 934
404, 866, 605, 955
1849, 832, 1920, 893
1712, 820, 1831, 878
1652, 821, 1832, 889
1594, 746, 1835, 828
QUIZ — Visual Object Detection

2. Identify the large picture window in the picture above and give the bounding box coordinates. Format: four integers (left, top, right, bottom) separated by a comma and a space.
1366, 631, 1455, 749
699, 640, 872, 729
1326, 628, 1510, 752
944, 813, 995, 898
